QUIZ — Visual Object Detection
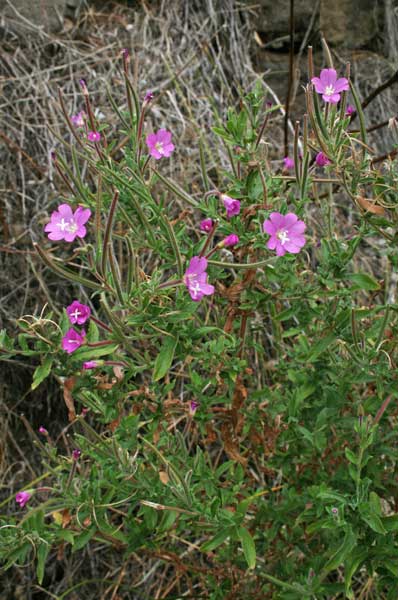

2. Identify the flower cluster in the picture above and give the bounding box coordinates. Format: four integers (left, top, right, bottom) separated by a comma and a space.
62, 301, 91, 354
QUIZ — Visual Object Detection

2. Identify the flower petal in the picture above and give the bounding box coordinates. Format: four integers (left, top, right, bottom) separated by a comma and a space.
282, 213, 298, 228
269, 212, 285, 228
311, 77, 323, 93
320, 68, 337, 87
263, 219, 277, 235
333, 77, 349, 93
157, 129, 172, 144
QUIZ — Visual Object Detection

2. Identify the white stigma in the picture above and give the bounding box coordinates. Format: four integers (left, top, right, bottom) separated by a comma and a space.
67, 220, 78, 233
59, 218, 69, 231
324, 85, 335, 96
70, 309, 81, 320
277, 229, 289, 245
155, 142, 164, 155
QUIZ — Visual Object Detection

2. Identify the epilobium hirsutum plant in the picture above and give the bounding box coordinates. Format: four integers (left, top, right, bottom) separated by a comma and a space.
2, 43, 398, 598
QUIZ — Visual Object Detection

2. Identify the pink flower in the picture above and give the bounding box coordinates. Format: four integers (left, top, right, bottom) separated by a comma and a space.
62, 328, 85, 354
72, 449, 81, 460
144, 90, 154, 103
189, 401, 199, 415
221, 234, 239, 248
66, 301, 91, 325
346, 104, 355, 116
311, 69, 349, 104
183, 256, 215, 302
38, 426, 48, 435
146, 129, 175, 159
16, 491, 31, 508
221, 194, 241, 219
283, 156, 295, 170
44, 204, 91, 242
71, 111, 85, 127
315, 152, 330, 167
83, 360, 98, 370
200, 218, 214, 233
87, 131, 101, 142
263, 212, 306, 257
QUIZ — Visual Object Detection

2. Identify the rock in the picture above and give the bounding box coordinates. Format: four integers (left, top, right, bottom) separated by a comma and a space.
320, 0, 382, 48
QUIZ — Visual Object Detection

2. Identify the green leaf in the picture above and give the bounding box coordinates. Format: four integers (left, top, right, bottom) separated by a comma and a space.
36, 542, 49, 585
323, 527, 356, 573
344, 548, 367, 597
31, 355, 53, 390
237, 526, 256, 570
345, 448, 358, 465
153, 336, 178, 381
347, 273, 380, 291
201, 528, 232, 552
73, 343, 119, 362
305, 334, 336, 362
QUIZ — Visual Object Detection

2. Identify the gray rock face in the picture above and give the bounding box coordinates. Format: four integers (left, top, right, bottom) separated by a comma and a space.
247, 0, 383, 49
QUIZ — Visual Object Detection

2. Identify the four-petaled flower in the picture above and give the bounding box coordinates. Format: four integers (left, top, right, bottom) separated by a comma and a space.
16, 491, 31, 508
183, 256, 215, 302
315, 152, 330, 167
283, 156, 295, 170
44, 204, 91, 242
66, 301, 91, 325
146, 129, 175, 159
221, 194, 241, 219
263, 212, 306, 257
311, 69, 349, 104
71, 111, 85, 127
62, 328, 86, 354
87, 130, 101, 142
200, 218, 214, 233
221, 234, 239, 248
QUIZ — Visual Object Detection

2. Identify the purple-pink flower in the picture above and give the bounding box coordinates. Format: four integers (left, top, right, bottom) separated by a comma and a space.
71, 111, 85, 127
221, 234, 239, 248
189, 401, 199, 415
263, 212, 306, 257
83, 360, 98, 370
144, 90, 154, 103
315, 152, 331, 167
200, 218, 214, 233
38, 426, 48, 435
16, 491, 31, 508
62, 328, 86, 354
66, 301, 91, 325
44, 204, 91, 242
72, 449, 81, 460
221, 194, 241, 219
183, 256, 215, 302
346, 104, 355, 116
283, 156, 295, 170
87, 130, 101, 142
146, 129, 175, 159
311, 69, 349, 104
